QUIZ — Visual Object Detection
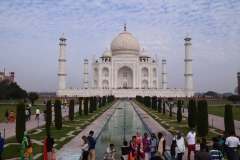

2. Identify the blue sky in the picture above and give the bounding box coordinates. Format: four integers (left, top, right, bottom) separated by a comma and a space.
0, 0, 239, 93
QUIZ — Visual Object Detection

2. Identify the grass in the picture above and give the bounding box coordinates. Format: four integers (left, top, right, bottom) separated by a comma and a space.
208, 106, 240, 121
1, 100, 117, 160
133, 100, 240, 156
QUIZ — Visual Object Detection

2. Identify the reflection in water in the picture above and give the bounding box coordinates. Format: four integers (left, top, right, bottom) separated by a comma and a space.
95, 100, 149, 159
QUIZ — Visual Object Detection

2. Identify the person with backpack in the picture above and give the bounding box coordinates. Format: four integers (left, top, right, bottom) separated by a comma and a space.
173, 132, 185, 160
209, 142, 224, 160
170, 140, 178, 160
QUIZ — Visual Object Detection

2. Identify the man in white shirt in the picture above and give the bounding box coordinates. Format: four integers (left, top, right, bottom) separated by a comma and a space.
225, 131, 240, 160
173, 132, 185, 160
104, 144, 115, 160
186, 128, 196, 160
35, 108, 40, 120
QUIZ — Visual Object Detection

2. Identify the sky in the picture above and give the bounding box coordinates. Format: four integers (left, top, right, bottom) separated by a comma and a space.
0, 0, 239, 93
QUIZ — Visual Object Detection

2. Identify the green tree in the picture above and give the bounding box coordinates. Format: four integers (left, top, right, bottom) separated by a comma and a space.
102, 96, 106, 107
45, 100, 52, 133
163, 101, 166, 115
99, 97, 102, 108
16, 102, 26, 143
177, 100, 182, 122
152, 97, 157, 110
78, 97, 83, 116
28, 92, 39, 105
84, 97, 88, 115
7, 82, 27, 100
93, 96, 97, 111
188, 99, 197, 128
227, 95, 240, 107
158, 98, 162, 113
54, 100, 62, 130
197, 100, 208, 137
169, 105, 172, 118
69, 100, 74, 122
90, 97, 94, 113
0, 79, 10, 100
224, 104, 235, 134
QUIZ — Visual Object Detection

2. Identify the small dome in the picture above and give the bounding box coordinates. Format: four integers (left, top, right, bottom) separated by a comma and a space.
139, 48, 148, 57
60, 34, 66, 40
102, 48, 112, 57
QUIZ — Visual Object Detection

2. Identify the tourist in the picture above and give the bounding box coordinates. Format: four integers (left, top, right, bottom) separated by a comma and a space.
200, 138, 209, 152
25, 108, 29, 121
27, 107, 31, 120
103, 144, 116, 160
121, 140, 129, 160
173, 132, 185, 160
9, 110, 15, 123
195, 140, 201, 154
156, 132, 166, 160
87, 131, 96, 160
186, 128, 196, 160
5, 109, 9, 123
217, 135, 224, 154
43, 108, 47, 121
225, 131, 240, 160
222, 131, 229, 159
26, 131, 33, 160
209, 142, 224, 160
21, 131, 33, 160
64, 103, 67, 112
212, 137, 221, 151
170, 140, 178, 160
0, 132, 4, 160
142, 132, 151, 160
150, 133, 157, 158
79, 136, 90, 160
44, 132, 55, 160
35, 107, 40, 120
136, 131, 143, 160
129, 136, 138, 160
195, 143, 213, 160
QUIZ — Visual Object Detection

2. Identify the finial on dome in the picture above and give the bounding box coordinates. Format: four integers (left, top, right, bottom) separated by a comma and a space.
124, 22, 126, 31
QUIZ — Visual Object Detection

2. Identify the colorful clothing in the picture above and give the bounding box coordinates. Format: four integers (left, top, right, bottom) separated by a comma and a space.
209, 149, 224, 160
129, 140, 137, 160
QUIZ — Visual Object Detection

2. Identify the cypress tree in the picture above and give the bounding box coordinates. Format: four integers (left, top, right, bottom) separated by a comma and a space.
163, 101, 166, 115
69, 100, 74, 122
99, 97, 102, 108
54, 100, 62, 130
188, 99, 197, 128
93, 96, 97, 111
152, 97, 157, 110
158, 98, 162, 113
84, 97, 88, 115
224, 104, 235, 134
16, 102, 26, 143
169, 105, 172, 117
90, 97, 94, 113
45, 100, 52, 133
102, 96, 106, 107
197, 100, 208, 137
177, 100, 182, 123
78, 97, 83, 117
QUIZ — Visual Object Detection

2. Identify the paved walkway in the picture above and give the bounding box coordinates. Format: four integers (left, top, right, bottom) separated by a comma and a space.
0, 105, 79, 139
168, 105, 240, 136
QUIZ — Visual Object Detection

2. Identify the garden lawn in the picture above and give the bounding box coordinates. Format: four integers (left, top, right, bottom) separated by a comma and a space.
208, 106, 240, 121
1, 100, 117, 160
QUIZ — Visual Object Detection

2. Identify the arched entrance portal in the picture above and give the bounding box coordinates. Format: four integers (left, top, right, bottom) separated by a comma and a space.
117, 66, 133, 88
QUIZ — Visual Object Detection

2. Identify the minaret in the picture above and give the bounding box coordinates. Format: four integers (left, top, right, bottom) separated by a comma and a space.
184, 34, 193, 90
84, 58, 89, 89
162, 57, 167, 89
237, 70, 240, 95
58, 34, 67, 90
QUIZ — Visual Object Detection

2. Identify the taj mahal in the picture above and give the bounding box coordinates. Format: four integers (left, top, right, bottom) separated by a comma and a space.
56, 24, 194, 97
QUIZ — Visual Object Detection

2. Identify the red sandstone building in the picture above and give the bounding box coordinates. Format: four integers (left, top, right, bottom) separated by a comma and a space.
0, 69, 15, 83
238, 70, 240, 95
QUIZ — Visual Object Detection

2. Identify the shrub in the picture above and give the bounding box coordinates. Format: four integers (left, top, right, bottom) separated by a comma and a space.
152, 96, 157, 110
69, 100, 74, 122
224, 104, 235, 134
158, 98, 162, 113
169, 105, 172, 117
84, 97, 88, 115
78, 97, 83, 116
45, 100, 52, 133
90, 97, 94, 113
54, 100, 62, 130
177, 100, 182, 122
99, 97, 102, 108
93, 96, 97, 111
16, 102, 26, 143
163, 101, 166, 115
102, 96, 106, 107
197, 100, 208, 137
188, 99, 197, 128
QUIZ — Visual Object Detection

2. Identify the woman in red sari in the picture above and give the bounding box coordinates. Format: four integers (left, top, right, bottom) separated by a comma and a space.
129, 136, 138, 160
9, 110, 15, 123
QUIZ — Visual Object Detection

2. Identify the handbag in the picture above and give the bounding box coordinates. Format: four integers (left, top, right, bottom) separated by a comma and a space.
51, 152, 56, 160
140, 151, 145, 158
24, 150, 30, 158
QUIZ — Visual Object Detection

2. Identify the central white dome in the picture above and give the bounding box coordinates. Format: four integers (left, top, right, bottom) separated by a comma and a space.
110, 29, 140, 56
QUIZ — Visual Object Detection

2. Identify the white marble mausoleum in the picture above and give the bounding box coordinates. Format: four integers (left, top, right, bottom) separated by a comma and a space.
57, 25, 194, 97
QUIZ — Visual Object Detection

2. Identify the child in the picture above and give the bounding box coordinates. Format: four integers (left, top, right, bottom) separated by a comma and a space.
195, 140, 201, 153
170, 140, 178, 160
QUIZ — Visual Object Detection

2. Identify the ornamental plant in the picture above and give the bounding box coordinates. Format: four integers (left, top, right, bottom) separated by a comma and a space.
16, 102, 26, 143
188, 99, 197, 128
177, 100, 182, 123
45, 100, 52, 133
78, 97, 83, 116
84, 97, 88, 115
69, 100, 74, 123
54, 100, 62, 130
197, 100, 208, 137
224, 104, 235, 134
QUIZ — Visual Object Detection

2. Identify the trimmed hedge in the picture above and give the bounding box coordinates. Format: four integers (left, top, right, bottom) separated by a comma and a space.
54, 100, 62, 130
197, 100, 208, 137
99, 97, 102, 108
78, 97, 83, 116
69, 100, 74, 122
188, 99, 197, 128
158, 98, 162, 113
16, 102, 26, 143
224, 104, 235, 134
84, 97, 88, 115
102, 96, 106, 107
163, 101, 166, 115
177, 100, 182, 123
45, 100, 52, 133
90, 97, 94, 113
93, 96, 97, 111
